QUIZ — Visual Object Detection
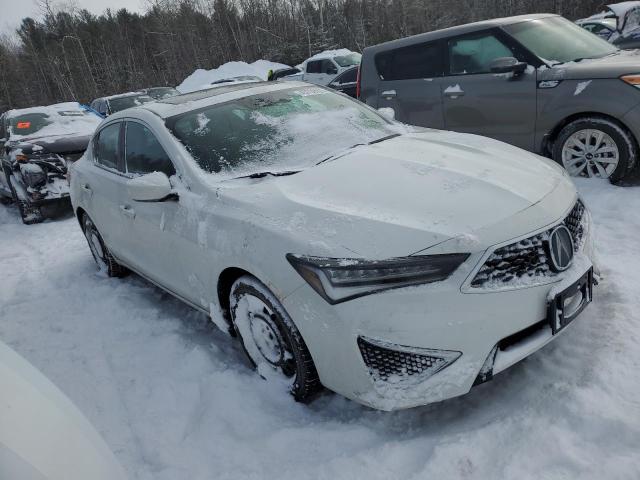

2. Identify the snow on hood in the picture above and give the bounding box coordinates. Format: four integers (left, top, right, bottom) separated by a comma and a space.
222, 130, 570, 257
177, 60, 290, 93
6, 102, 101, 143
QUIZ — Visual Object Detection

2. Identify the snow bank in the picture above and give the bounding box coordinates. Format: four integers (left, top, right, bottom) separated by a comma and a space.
177, 60, 290, 93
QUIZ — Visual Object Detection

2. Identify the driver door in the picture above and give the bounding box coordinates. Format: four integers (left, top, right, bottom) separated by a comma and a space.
440, 29, 538, 151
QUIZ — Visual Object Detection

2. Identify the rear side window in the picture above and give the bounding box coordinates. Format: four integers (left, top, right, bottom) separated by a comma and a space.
448, 33, 515, 75
306, 60, 321, 74
375, 42, 442, 80
124, 122, 175, 177
95, 123, 121, 170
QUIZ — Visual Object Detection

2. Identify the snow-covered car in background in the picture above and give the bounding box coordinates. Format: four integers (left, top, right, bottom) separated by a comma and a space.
70, 82, 596, 411
140, 86, 180, 100
0, 339, 127, 480
287, 49, 361, 85
89, 92, 155, 117
578, 2, 640, 49
0, 102, 102, 224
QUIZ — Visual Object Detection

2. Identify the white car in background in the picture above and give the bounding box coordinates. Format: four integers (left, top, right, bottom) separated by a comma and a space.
285, 49, 361, 85
70, 82, 595, 410
0, 340, 126, 480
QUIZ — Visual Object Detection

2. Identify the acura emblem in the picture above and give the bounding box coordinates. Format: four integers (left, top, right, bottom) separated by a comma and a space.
548, 225, 574, 272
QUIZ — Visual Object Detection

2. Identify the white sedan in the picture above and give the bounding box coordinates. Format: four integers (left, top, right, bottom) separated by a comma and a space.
70, 81, 595, 411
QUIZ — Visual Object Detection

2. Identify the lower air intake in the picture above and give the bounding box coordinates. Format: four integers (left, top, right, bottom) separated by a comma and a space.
357, 336, 460, 384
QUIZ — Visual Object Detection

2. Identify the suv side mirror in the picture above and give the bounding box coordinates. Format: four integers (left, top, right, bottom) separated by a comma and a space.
128, 172, 174, 202
489, 57, 528, 75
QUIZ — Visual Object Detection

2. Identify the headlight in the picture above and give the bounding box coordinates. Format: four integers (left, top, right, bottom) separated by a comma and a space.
621, 74, 640, 88
286, 253, 470, 304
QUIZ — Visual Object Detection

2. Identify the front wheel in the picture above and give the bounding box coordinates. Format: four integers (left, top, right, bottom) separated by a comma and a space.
229, 276, 321, 401
82, 213, 128, 277
553, 118, 637, 183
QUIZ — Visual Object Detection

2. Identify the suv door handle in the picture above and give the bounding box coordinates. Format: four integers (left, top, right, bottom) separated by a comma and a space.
381, 89, 396, 98
119, 205, 135, 218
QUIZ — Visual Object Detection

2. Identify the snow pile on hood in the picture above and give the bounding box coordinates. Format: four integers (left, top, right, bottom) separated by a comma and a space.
6, 102, 102, 142
177, 60, 290, 93
296, 48, 359, 68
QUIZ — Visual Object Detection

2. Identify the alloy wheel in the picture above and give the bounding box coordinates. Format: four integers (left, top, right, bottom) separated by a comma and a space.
561, 128, 620, 178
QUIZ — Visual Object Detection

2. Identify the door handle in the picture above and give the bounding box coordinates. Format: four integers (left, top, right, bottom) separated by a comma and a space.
381, 89, 396, 98
119, 205, 135, 218
444, 89, 465, 98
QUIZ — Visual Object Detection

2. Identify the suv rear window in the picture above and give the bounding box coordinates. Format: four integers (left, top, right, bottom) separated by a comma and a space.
375, 42, 442, 81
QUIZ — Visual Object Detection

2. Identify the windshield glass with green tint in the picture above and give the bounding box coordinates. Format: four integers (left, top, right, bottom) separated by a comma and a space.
335, 52, 362, 67
167, 86, 396, 179
504, 16, 618, 64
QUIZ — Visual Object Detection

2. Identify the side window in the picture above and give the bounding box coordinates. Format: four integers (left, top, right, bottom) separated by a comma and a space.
124, 122, 175, 177
306, 60, 321, 74
337, 68, 357, 84
94, 123, 121, 170
321, 59, 337, 74
375, 42, 442, 81
448, 33, 518, 75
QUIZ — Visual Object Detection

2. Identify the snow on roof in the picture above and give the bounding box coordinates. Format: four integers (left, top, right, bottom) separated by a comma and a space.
177, 60, 290, 94
6, 102, 102, 141
296, 48, 360, 68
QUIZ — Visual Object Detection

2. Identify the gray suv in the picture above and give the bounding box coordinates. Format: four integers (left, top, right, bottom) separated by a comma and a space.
360, 14, 640, 182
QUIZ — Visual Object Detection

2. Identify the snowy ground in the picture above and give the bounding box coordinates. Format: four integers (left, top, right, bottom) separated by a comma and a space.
1, 179, 639, 480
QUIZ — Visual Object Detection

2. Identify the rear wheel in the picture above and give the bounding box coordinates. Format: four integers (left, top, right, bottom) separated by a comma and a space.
229, 276, 321, 401
82, 213, 128, 277
553, 118, 636, 183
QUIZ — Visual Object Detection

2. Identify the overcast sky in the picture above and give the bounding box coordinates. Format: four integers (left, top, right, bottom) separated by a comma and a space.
0, 0, 146, 35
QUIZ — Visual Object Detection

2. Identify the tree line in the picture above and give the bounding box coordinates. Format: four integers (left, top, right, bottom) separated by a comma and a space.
0, 0, 606, 111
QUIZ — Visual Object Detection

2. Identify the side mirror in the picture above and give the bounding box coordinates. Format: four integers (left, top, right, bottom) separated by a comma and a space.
377, 107, 396, 120
489, 57, 528, 75
128, 171, 174, 202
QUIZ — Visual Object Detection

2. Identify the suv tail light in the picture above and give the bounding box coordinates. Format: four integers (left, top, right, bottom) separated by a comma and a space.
356, 65, 361, 99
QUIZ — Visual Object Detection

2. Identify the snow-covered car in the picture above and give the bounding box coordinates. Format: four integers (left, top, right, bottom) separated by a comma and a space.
89, 92, 155, 117
70, 82, 596, 411
0, 339, 127, 480
289, 49, 361, 85
0, 102, 102, 224
140, 86, 180, 100
578, 2, 640, 49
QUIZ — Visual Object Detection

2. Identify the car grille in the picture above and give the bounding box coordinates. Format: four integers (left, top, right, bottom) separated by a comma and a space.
470, 200, 586, 289
357, 337, 448, 382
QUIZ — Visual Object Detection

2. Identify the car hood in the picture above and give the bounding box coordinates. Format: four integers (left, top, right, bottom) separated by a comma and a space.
11, 134, 91, 156
539, 49, 640, 80
222, 130, 574, 258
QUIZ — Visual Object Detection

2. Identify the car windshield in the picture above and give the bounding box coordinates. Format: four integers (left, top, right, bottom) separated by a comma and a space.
334, 52, 362, 67
504, 16, 618, 64
147, 87, 179, 100
8, 106, 101, 140
109, 94, 155, 113
167, 86, 396, 180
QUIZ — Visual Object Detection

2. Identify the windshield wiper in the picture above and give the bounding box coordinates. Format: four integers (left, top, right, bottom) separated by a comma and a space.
369, 133, 400, 145
233, 170, 300, 179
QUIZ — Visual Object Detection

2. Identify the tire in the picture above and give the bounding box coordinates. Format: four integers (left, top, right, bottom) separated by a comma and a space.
229, 275, 321, 402
553, 117, 637, 183
8, 176, 42, 224
81, 213, 128, 277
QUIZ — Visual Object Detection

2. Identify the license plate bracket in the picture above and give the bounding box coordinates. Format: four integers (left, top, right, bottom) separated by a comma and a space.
547, 268, 593, 334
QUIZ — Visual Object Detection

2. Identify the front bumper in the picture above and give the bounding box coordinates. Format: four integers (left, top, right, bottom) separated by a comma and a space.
282, 205, 596, 411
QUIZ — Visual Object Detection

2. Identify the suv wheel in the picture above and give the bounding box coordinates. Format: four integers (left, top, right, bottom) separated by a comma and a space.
229, 275, 321, 401
82, 213, 128, 277
553, 117, 636, 183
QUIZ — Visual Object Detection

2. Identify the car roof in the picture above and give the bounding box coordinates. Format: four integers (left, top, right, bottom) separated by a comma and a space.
138, 81, 309, 119
364, 13, 558, 53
